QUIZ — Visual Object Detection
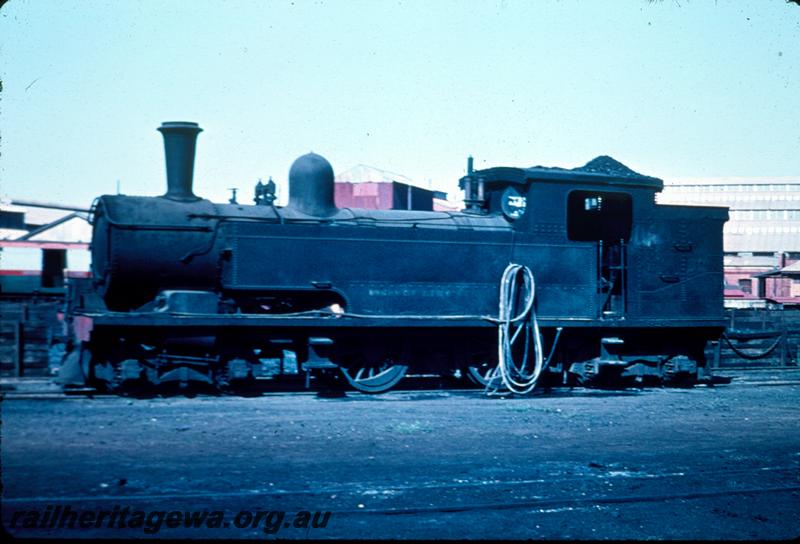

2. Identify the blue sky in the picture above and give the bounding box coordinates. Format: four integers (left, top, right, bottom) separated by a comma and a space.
1, 0, 799, 206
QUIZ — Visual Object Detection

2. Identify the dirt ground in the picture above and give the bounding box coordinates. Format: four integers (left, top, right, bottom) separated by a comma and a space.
2, 372, 799, 539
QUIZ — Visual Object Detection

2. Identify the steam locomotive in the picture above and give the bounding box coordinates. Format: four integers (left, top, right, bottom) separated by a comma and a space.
60, 121, 728, 394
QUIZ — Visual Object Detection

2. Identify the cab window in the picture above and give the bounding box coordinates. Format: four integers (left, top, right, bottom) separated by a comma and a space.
567, 190, 632, 242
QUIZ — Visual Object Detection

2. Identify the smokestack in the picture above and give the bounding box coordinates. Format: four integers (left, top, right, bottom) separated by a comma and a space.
158, 121, 203, 201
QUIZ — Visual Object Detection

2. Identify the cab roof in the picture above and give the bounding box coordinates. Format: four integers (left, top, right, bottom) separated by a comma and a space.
475, 155, 664, 191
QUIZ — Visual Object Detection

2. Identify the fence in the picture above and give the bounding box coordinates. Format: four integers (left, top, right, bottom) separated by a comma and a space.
709, 308, 800, 369
0, 299, 63, 377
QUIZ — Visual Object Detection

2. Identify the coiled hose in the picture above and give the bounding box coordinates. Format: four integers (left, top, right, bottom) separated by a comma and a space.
484, 263, 561, 396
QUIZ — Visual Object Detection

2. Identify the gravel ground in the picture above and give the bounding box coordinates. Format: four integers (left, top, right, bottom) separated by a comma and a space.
1, 375, 799, 539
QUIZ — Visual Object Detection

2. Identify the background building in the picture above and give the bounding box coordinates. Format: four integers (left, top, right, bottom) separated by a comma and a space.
1, 199, 92, 296
1, 200, 92, 377
334, 165, 456, 212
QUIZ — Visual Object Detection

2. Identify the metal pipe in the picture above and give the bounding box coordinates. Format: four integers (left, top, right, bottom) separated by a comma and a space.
10, 199, 90, 212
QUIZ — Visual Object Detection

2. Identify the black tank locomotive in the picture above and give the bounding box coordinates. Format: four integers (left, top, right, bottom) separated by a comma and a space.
63, 122, 728, 393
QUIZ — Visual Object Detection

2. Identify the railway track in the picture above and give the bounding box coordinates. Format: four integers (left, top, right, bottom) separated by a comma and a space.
4, 462, 799, 517
1, 371, 799, 400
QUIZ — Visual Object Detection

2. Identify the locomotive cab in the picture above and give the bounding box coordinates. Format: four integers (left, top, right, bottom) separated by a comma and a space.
465, 155, 726, 324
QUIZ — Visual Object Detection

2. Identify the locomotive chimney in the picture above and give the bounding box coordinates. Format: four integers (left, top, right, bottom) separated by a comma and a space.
158, 121, 203, 201
287, 152, 338, 217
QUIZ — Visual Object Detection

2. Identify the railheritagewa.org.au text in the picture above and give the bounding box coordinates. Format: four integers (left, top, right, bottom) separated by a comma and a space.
7, 505, 331, 535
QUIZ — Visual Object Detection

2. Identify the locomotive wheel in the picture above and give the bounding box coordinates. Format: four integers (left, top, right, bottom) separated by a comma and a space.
340, 363, 408, 394
464, 364, 499, 387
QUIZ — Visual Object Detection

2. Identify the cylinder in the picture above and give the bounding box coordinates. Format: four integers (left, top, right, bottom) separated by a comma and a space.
158, 121, 203, 201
